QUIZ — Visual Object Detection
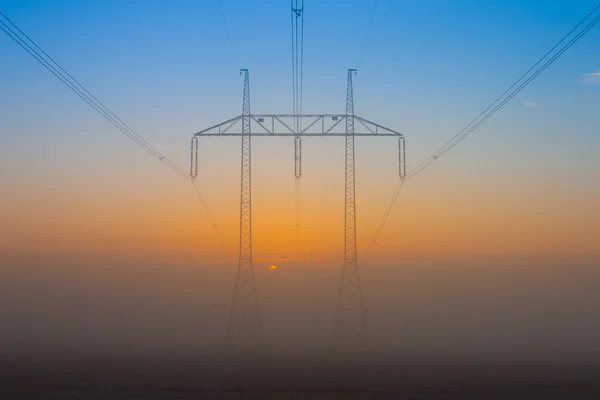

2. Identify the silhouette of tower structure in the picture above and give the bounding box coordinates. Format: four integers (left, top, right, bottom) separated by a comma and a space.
332, 69, 368, 344
190, 69, 406, 348
227, 69, 262, 347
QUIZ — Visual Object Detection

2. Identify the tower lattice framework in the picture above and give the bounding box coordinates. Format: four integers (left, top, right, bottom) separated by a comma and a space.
333, 69, 369, 344
226, 69, 262, 347
190, 68, 406, 349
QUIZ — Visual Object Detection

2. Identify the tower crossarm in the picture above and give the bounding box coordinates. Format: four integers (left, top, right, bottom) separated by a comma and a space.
193, 114, 403, 137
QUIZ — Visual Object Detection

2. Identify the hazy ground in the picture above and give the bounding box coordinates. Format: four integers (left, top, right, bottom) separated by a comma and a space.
1, 352, 600, 399
2, 255, 600, 397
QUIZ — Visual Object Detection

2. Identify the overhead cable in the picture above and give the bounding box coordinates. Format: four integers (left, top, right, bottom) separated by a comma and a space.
357, 0, 379, 68
216, 0, 239, 69
368, 3, 600, 251
0, 11, 231, 252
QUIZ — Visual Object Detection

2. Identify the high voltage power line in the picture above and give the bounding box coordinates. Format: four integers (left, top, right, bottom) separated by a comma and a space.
0, 12, 188, 180
192, 180, 230, 253
367, 2, 600, 252
0, 10, 231, 253
357, 0, 379, 68
216, 0, 238, 70
291, 0, 305, 123
291, 0, 305, 263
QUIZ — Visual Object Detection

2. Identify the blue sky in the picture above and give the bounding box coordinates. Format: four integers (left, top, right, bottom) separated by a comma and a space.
1, 0, 599, 262
2, 0, 598, 163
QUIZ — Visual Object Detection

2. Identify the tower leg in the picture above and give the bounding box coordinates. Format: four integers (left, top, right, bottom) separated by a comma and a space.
333, 69, 368, 345
227, 69, 262, 348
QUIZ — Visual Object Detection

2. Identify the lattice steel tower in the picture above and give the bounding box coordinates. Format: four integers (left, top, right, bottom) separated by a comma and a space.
190, 68, 406, 349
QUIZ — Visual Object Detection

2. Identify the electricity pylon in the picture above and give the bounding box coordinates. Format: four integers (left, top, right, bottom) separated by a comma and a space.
190, 69, 406, 348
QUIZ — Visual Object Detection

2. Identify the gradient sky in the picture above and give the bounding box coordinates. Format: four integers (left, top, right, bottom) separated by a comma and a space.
1, 0, 599, 269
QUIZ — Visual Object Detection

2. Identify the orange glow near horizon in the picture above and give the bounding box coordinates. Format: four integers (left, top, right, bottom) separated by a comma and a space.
4, 176, 599, 267
2, 139, 599, 267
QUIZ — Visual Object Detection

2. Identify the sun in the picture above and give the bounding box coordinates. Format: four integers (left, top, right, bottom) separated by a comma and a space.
268, 265, 277, 271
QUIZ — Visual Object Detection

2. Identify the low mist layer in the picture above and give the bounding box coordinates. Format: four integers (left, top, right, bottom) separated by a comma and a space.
2, 253, 600, 361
